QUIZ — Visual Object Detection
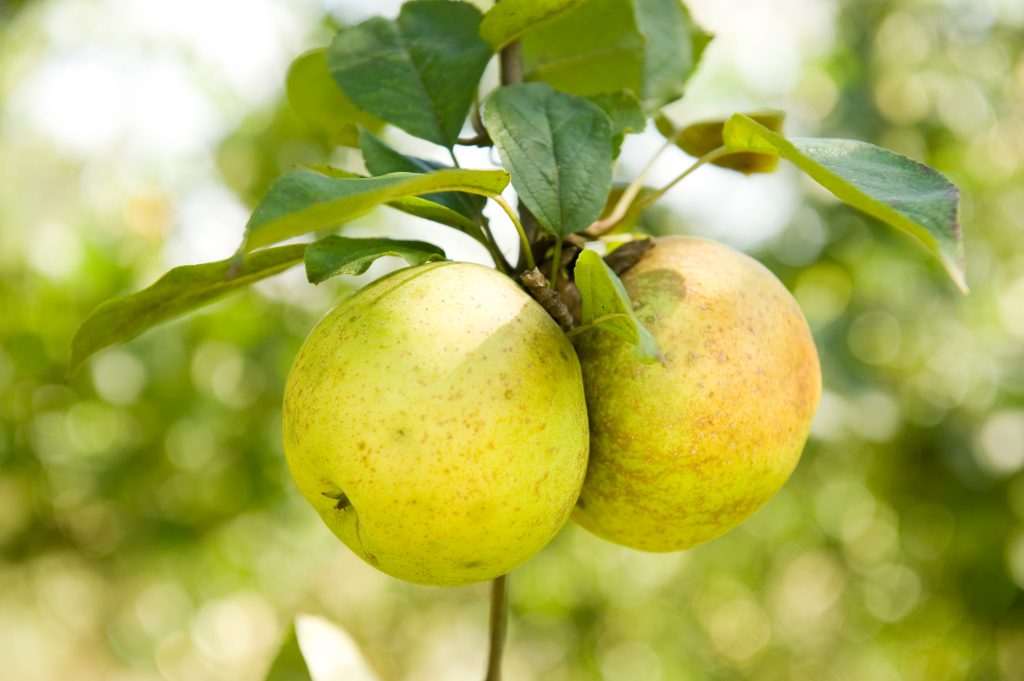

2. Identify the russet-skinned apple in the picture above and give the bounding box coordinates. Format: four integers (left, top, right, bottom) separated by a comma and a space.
573, 236, 821, 551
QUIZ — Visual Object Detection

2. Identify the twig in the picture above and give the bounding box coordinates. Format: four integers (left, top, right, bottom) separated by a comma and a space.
458, 131, 492, 147
500, 41, 523, 85
519, 268, 575, 332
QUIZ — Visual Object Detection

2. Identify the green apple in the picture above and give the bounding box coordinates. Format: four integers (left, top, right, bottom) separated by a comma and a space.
572, 237, 821, 551
283, 261, 589, 586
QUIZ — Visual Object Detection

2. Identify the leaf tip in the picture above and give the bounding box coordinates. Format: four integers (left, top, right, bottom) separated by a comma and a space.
947, 262, 969, 295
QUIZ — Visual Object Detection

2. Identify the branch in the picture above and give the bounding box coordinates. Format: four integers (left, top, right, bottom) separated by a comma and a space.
500, 41, 524, 86
458, 131, 493, 147
519, 268, 575, 332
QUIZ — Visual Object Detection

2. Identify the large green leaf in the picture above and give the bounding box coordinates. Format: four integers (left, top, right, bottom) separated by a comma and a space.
633, 0, 710, 109
521, 0, 643, 98
723, 113, 967, 292
573, 249, 661, 362
521, 0, 709, 108
285, 48, 383, 147
304, 236, 445, 284
482, 83, 613, 237
479, 0, 584, 49
358, 129, 486, 221
243, 168, 510, 251
68, 245, 305, 378
327, 0, 492, 149
657, 110, 785, 174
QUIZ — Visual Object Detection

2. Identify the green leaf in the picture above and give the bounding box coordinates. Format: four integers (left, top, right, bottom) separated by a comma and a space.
588, 91, 646, 156
389, 195, 486, 240
285, 48, 383, 148
243, 168, 510, 251
521, 0, 709, 109
359, 129, 444, 176
723, 113, 967, 292
479, 0, 584, 49
304, 236, 445, 284
633, 0, 711, 109
327, 0, 492, 149
303, 164, 486, 241
482, 83, 613, 237
522, 0, 644, 98
359, 129, 486, 221
68, 245, 305, 378
264, 625, 313, 681
657, 110, 784, 174
573, 249, 661, 362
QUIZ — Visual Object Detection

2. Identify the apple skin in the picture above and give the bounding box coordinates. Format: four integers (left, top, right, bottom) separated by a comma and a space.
283, 261, 589, 586
572, 237, 821, 551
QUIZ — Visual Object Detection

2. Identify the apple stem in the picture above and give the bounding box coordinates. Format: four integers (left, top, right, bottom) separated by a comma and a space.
484, 574, 509, 681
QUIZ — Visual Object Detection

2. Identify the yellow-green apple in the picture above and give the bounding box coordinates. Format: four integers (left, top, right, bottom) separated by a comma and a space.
573, 237, 821, 551
283, 261, 589, 585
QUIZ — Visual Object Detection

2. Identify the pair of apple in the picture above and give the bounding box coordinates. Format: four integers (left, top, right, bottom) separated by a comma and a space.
282, 237, 821, 586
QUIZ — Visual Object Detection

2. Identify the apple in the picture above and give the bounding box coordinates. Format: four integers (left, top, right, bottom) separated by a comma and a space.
282, 261, 589, 586
572, 237, 821, 551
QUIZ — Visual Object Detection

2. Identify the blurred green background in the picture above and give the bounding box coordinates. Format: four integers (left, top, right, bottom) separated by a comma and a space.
2, 1, 1023, 680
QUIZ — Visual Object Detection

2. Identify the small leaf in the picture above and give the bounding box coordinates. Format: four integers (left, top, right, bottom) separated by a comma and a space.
69, 245, 305, 377
303, 164, 486, 241
304, 236, 445, 284
389, 195, 486, 241
723, 113, 967, 292
286, 48, 383, 147
522, 0, 710, 109
244, 168, 510, 251
327, 0, 492, 149
359, 129, 444, 176
573, 249, 661, 362
588, 90, 646, 156
479, 0, 584, 49
657, 110, 784, 174
359, 130, 486, 221
482, 83, 613, 237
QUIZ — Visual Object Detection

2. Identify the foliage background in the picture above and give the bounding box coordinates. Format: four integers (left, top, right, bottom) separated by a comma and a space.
2, 0, 1023, 679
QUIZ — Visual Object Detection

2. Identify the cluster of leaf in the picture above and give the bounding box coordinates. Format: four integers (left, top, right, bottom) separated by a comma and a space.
69, 0, 966, 377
